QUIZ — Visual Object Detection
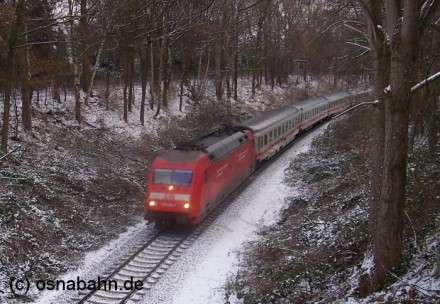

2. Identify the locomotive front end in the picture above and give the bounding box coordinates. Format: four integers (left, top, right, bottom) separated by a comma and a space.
144, 150, 206, 226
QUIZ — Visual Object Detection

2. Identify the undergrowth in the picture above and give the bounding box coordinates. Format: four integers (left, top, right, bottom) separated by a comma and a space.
225, 107, 440, 303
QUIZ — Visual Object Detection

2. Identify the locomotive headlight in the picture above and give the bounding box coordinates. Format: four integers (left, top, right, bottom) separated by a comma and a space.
149, 201, 156, 206
168, 185, 174, 190
183, 203, 190, 209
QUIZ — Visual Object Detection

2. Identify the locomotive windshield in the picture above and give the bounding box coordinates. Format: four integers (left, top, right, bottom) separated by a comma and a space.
153, 169, 193, 186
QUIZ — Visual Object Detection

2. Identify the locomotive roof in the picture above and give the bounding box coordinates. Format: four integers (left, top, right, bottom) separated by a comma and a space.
162, 128, 249, 163
292, 96, 328, 110
235, 106, 299, 133
159, 149, 204, 162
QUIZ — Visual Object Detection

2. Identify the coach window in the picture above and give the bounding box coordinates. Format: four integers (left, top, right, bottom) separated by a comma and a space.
264, 134, 268, 146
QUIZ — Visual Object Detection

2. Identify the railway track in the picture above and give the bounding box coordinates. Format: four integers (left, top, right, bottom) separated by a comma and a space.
75, 229, 191, 304
74, 210, 225, 303
73, 122, 329, 304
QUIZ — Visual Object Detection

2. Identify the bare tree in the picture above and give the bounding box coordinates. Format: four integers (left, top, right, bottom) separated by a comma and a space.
1, 0, 25, 153
357, 0, 440, 294
67, 0, 82, 123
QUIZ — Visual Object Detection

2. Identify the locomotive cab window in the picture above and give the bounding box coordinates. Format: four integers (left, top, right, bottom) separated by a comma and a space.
153, 169, 172, 184
173, 170, 193, 186
153, 169, 193, 186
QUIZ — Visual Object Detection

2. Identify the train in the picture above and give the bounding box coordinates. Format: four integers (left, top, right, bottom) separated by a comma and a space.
144, 89, 369, 226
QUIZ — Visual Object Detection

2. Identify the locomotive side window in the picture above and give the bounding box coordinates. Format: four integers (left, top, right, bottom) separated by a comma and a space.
153, 169, 173, 184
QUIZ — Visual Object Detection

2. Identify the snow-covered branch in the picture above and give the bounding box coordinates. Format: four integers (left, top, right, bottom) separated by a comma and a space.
411, 71, 440, 92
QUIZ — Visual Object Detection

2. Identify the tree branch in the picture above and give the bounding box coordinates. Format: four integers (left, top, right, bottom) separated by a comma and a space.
0, 145, 22, 161
411, 70, 440, 92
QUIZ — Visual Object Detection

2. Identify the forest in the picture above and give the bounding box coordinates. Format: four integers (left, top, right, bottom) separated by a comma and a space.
1, 0, 439, 303
1, 0, 375, 147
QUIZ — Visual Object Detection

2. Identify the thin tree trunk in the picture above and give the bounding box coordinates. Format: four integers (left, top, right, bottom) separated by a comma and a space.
162, 43, 171, 109
68, 0, 81, 123
140, 46, 148, 125
44, 0, 61, 102
74, 63, 81, 123
105, 70, 110, 110
19, 20, 32, 131
123, 64, 128, 122
149, 40, 155, 111
84, 36, 107, 105
128, 52, 134, 113
80, 0, 91, 99
179, 67, 186, 111
1, 0, 24, 153
215, 49, 223, 100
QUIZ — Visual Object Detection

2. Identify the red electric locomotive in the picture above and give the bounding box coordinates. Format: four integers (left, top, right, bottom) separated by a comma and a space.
144, 128, 256, 226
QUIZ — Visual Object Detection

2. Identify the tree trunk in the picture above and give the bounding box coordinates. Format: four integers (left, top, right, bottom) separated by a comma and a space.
44, 0, 61, 103
162, 43, 171, 109
357, 1, 428, 294
1, 0, 24, 153
179, 67, 186, 111
105, 70, 110, 109
74, 63, 81, 123
68, 0, 81, 123
140, 46, 148, 125
154, 40, 162, 119
80, 0, 91, 98
84, 36, 107, 105
18, 20, 32, 131
149, 39, 155, 111
374, 88, 410, 278
427, 29, 440, 153
1, 45, 14, 153
123, 63, 128, 122
215, 49, 223, 100
128, 53, 134, 113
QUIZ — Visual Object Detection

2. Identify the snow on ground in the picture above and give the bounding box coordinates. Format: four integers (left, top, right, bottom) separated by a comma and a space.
0, 78, 336, 303
28, 120, 326, 304
32, 221, 151, 304
140, 125, 329, 304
